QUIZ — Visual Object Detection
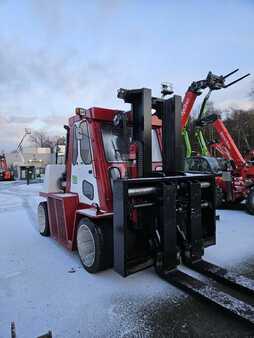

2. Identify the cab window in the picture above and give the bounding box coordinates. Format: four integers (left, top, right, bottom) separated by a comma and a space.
152, 129, 162, 162
101, 124, 131, 162
80, 122, 92, 164
72, 125, 78, 165
101, 124, 162, 163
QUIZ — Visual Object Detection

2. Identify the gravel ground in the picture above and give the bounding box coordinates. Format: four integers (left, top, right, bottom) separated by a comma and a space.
0, 182, 254, 338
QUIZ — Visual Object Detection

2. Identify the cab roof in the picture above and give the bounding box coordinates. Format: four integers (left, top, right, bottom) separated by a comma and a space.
69, 107, 162, 126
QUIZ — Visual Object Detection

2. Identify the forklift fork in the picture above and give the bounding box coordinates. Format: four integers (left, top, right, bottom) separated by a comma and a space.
113, 175, 254, 326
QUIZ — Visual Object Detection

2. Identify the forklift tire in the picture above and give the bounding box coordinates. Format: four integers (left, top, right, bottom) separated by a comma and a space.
37, 201, 50, 236
77, 218, 113, 273
246, 189, 254, 215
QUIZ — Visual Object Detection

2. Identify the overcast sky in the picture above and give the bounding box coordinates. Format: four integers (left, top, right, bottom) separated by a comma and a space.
0, 0, 253, 151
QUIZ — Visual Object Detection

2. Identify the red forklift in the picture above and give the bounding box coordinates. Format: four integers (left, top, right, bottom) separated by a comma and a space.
38, 88, 254, 325
0, 154, 14, 181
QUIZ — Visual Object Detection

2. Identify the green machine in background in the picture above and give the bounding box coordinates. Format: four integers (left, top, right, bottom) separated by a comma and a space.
183, 90, 211, 158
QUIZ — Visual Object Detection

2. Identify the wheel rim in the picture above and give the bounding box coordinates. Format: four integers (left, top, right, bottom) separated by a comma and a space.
38, 204, 46, 233
77, 224, 96, 268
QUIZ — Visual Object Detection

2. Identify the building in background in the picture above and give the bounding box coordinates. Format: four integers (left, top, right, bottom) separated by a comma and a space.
55, 145, 66, 165
6, 146, 59, 180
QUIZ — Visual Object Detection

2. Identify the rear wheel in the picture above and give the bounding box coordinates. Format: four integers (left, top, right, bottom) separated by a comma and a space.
246, 189, 254, 215
37, 201, 50, 236
77, 218, 113, 273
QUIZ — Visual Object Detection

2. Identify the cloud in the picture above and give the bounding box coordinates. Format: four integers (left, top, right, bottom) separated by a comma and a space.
42, 114, 68, 126
6, 115, 37, 124
0, 32, 121, 109
216, 99, 254, 112
0, 31, 121, 152
30, 0, 65, 34
0, 112, 30, 151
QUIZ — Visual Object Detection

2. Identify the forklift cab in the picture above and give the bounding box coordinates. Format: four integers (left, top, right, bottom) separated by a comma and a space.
65, 107, 163, 212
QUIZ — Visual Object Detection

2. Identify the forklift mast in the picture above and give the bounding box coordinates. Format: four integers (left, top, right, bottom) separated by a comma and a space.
114, 88, 214, 276
117, 88, 153, 177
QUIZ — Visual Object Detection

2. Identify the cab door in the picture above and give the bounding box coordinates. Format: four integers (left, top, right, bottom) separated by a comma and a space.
70, 121, 99, 206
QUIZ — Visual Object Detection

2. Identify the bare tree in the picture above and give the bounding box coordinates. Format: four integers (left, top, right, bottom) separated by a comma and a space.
224, 108, 254, 155
249, 85, 254, 99
30, 130, 65, 153
30, 131, 48, 147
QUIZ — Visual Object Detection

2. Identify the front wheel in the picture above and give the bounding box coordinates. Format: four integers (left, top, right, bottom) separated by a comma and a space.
77, 218, 113, 273
246, 189, 254, 215
37, 201, 50, 236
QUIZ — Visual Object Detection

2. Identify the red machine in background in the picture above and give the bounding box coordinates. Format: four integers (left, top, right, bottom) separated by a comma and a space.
198, 112, 254, 214
0, 154, 14, 181
200, 113, 254, 178
180, 69, 254, 214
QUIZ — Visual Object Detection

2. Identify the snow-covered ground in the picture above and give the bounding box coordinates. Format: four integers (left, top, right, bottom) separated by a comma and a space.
0, 182, 254, 337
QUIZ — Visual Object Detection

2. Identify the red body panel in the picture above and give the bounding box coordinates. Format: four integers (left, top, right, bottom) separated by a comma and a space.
47, 193, 79, 250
